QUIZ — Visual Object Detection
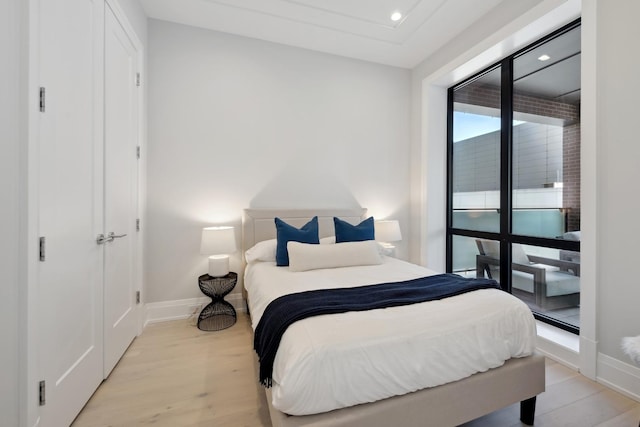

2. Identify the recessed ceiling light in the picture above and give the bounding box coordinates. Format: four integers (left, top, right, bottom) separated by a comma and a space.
390, 11, 402, 22
538, 54, 551, 61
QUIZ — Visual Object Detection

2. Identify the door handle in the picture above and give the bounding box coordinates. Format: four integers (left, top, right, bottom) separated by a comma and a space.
97, 232, 127, 244
96, 234, 113, 245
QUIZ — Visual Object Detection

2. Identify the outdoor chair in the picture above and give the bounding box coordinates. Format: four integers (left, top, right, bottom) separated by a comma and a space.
476, 240, 580, 310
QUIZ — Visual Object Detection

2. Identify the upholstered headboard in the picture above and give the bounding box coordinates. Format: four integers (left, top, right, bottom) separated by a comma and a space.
242, 208, 367, 252
240, 208, 368, 305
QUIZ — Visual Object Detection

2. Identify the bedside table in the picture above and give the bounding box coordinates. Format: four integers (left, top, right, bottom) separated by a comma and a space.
197, 272, 237, 331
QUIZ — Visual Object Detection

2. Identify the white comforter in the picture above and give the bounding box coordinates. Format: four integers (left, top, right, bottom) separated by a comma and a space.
244, 257, 536, 416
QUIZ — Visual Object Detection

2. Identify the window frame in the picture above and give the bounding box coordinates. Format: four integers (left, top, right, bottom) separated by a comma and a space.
446, 19, 582, 334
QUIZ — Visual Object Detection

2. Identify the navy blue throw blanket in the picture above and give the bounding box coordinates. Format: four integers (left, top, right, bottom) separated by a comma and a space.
254, 273, 499, 387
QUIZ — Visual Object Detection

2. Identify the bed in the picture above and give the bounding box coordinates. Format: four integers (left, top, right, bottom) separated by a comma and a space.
242, 208, 545, 427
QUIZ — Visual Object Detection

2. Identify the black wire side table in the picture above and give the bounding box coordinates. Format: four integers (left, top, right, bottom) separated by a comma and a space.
197, 272, 237, 331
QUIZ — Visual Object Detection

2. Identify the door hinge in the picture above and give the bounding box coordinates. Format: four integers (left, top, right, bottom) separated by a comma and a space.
39, 380, 46, 406
136, 72, 141, 87
136, 146, 140, 159
39, 237, 46, 262
136, 291, 141, 304
136, 218, 140, 232
39, 87, 46, 112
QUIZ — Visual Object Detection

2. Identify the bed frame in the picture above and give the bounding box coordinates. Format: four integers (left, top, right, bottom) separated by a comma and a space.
242, 208, 545, 427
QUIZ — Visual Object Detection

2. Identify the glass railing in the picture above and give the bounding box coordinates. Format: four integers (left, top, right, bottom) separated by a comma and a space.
453, 233, 580, 330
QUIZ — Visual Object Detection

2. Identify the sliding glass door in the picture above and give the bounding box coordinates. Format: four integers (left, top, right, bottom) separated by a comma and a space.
447, 20, 581, 333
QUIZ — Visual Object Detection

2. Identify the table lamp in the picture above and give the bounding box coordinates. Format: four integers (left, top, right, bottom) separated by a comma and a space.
375, 220, 402, 253
200, 226, 237, 277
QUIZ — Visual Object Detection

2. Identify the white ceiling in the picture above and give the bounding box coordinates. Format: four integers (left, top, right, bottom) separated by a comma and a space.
139, 0, 537, 69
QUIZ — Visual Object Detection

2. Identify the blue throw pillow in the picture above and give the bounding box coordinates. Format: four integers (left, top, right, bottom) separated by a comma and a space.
275, 216, 319, 266
334, 216, 375, 243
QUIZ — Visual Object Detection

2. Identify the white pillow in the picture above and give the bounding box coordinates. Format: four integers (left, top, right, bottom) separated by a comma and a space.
321, 235, 391, 256
287, 240, 382, 272
245, 239, 277, 263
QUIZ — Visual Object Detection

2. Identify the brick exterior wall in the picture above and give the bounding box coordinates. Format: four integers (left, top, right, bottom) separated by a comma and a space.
454, 80, 580, 231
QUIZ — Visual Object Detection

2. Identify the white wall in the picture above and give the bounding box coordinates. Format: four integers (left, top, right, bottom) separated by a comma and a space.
146, 20, 411, 304
1, 0, 23, 424
593, 0, 640, 368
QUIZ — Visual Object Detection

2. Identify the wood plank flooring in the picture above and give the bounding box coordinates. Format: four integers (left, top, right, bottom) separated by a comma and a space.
72, 314, 640, 427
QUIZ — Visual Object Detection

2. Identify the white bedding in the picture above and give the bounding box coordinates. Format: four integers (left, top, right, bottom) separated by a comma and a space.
244, 256, 537, 416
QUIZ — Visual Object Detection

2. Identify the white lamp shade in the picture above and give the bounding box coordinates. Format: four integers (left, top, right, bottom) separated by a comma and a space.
375, 220, 402, 243
200, 226, 237, 256
200, 226, 237, 277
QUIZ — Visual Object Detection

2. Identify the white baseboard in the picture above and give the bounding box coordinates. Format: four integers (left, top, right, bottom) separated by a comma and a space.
597, 352, 640, 402
535, 321, 580, 370
144, 294, 246, 327
536, 335, 580, 371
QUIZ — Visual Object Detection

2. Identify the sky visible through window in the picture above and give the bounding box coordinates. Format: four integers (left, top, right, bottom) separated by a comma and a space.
454, 111, 524, 142
453, 111, 500, 142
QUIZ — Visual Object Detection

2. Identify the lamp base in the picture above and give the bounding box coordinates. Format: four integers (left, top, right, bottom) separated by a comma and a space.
208, 255, 230, 277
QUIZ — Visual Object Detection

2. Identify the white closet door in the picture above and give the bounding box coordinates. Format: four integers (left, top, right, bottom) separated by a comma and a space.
103, 3, 139, 376
37, 0, 105, 426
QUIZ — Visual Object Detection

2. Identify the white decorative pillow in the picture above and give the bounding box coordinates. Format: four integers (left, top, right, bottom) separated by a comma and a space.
245, 239, 277, 263
320, 236, 336, 244
287, 240, 382, 272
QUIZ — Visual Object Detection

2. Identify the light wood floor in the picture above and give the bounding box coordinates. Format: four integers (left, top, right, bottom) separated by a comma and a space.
72, 314, 640, 427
